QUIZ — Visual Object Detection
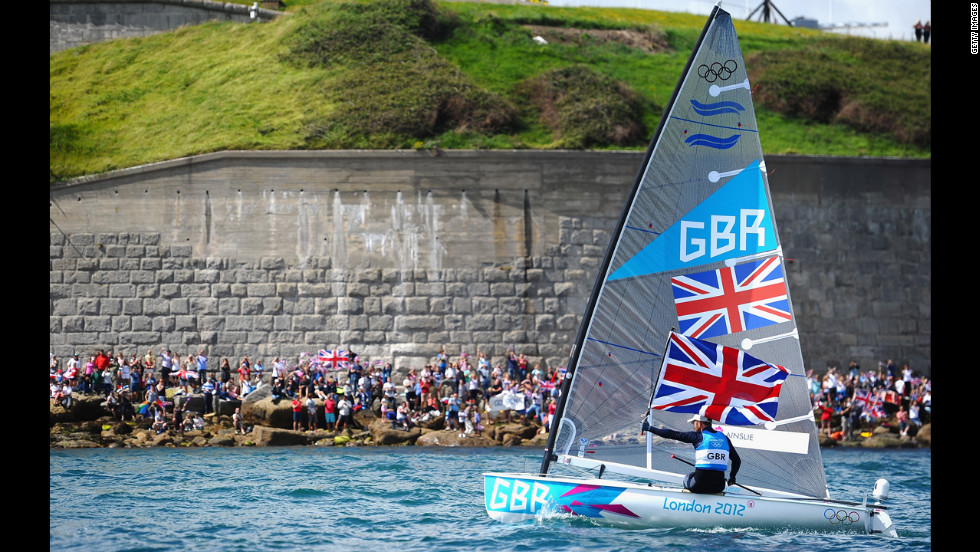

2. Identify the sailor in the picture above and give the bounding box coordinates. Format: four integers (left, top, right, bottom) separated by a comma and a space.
642, 414, 740, 494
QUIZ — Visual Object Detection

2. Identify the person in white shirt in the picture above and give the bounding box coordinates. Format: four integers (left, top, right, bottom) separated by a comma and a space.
272, 357, 285, 381
61, 383, 73, 408
120, 360, 132, 389
383, 377, 396, 408
158, 349, 175, 387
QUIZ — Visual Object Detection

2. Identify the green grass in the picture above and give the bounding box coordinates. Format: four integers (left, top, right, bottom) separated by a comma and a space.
49, 0, 931, 183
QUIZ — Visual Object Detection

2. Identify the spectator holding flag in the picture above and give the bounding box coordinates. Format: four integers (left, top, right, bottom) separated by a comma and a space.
346, 350, 360, 389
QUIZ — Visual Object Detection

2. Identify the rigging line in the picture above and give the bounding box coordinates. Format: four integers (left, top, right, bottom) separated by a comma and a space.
50, 216, 86, 258
50, 195, 68, 217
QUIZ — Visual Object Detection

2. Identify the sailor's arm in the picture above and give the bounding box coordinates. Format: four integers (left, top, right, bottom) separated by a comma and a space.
641, 420, 698, 444
727, 437, 741, 482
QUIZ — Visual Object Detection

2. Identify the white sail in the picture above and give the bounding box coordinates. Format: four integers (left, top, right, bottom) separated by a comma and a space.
541, 6, 825, 500
486, 5, 897, 536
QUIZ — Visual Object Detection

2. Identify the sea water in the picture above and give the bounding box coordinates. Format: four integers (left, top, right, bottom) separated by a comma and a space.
50, 447, 930, 551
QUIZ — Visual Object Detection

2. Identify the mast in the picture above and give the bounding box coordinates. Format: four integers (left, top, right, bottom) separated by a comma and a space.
539, 3, 725, 476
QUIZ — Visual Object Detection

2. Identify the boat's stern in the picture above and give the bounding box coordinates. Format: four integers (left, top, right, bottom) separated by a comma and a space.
865, 478, 898, 537
868, 507, 897, 537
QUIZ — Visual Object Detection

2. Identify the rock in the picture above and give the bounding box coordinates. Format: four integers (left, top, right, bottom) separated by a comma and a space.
208, 434, 238, 447
416, 430, 496, 447
490, 421, 539, 442
872, 424, 893, 436
80, 421, 104, 434
50, 393, 111, 425
216, 399, 242, 417
113, 421, 134, 435
306, 429, 332, 441
250, 425, 310, 446
817, 433, 837, 448
862, 433, 910, 449
242, 394, 295, 428
914, 423, 931, 446
353, 408, 378, 429
53, 438, 102, 448
48, 399, 929, 450
242, 384, 272, 405
175, 394, 206, 413
525, 431, 550, 447
368, 419, 421, 445
151, 432, 176, 446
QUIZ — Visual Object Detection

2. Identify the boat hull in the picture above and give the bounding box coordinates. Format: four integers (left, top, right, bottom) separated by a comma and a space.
484, 473, 896, 536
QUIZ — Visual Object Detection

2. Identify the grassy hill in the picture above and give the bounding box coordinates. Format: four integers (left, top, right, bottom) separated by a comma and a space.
49, 0, 931, 183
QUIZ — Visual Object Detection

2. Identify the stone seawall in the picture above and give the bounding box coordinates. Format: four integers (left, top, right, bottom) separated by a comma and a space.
50, 0, 282, 54
49, 150, 931, 376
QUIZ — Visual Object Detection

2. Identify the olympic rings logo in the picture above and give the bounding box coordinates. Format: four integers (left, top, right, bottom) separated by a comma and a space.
823, 508, 860, 525
697, 60, 738, 83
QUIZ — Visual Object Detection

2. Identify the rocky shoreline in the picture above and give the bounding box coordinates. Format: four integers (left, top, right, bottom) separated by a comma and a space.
50, 385, 931, 450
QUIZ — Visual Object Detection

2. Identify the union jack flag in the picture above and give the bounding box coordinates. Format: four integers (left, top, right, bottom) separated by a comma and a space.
319, 349, 349, 371
650, 332, 789, 425
865, 393, 887, 420
852, 388, 870, 408
671, 255, 791, 339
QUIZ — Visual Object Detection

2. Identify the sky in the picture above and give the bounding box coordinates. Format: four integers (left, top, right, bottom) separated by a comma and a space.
545, 0, 933, 42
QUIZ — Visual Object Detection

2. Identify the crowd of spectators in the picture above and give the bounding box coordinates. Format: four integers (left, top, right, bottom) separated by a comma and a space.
50, 347, 930, 441
49, 347, 566, 436
807, 359, 931, 440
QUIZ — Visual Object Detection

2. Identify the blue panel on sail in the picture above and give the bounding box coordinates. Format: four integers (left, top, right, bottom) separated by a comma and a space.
608, 159, 777, 280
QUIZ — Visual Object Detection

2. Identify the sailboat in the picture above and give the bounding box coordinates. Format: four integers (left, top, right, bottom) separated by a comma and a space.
483, 4, 897, 536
